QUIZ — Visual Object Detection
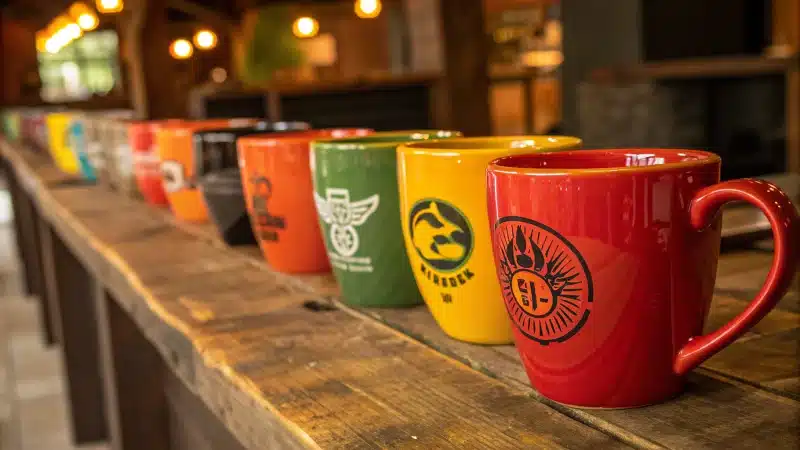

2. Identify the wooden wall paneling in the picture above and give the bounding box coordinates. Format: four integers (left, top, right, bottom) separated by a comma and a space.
17, 188, 55, 345
0, 15, 38, 105
94, 282, 171, 450
41, 224, 108, 443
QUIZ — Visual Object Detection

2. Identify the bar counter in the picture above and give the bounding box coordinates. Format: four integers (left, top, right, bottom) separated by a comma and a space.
1, 138, 798, 449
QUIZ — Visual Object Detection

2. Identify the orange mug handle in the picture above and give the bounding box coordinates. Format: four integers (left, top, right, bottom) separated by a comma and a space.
674, 179, 799, 375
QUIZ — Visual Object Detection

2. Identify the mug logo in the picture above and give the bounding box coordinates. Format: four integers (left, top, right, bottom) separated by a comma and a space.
250, 176, 286, 242
494, 217, 593, 345
409, 199, 475, 295
160, 160, 194, 193
314, 188, 379, 272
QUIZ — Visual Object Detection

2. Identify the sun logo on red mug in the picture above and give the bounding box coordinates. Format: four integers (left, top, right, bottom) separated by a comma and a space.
494, 217, 593, 345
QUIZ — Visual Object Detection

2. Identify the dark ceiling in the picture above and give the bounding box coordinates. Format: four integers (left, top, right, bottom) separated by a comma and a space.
1, 0, 353, 28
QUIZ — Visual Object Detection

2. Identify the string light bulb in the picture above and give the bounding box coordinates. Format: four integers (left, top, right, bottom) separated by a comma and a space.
355, 0, 381, 18
96, 0, 123, 14
292, 16, 319, 38
65, 23, 83, 40
69, 3, 99, 30
170, 39, 194, 59
77, 13, 99, 30
193, 29, 217, 50
45, 39, 61, 54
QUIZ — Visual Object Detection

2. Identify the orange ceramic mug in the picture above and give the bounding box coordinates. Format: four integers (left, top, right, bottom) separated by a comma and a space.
237, 128, 373, 273
156, 119, 258, 222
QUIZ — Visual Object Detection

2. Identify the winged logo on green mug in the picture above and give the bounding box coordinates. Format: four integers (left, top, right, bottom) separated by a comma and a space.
314, 188, 380, 257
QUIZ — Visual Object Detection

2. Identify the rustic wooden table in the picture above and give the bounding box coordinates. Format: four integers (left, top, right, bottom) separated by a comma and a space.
1, 139, 798, 450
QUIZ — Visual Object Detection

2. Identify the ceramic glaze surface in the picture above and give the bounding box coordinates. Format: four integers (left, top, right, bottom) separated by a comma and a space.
45, 113, 80, 175
156, 119, 257, 222
238, 128, 372, 273
487, 148, 799, 408
311, 131, 460, 308
397, 136, 581, 344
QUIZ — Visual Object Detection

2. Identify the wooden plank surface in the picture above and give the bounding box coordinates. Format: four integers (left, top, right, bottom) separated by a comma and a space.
1, 143, 629, 449
2, 138, 799, 449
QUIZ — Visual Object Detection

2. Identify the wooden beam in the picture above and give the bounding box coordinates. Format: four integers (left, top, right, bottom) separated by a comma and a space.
165, 0, 237, 30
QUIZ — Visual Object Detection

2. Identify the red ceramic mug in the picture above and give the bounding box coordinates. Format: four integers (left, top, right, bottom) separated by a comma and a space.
129, 120, 181, 207
487, 148, 799, 408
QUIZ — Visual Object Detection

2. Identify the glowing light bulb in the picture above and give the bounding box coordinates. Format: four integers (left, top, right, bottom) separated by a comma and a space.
193, 30, 217, 50
355, 0, 381, 18
292, 17, 319, 38
65, 23, 82, 39
170, 39, 193, 59
77, 13, 99, 31
210, 67, 227, 83
96, 0, 123, 14
45, 39, 61, 54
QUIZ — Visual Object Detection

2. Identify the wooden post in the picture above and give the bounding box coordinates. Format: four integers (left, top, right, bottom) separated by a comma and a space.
120, 0, 148, 119
94, 283, 171, 450
124, 0, 186, 119
14, 186, 56, 345
773, 0, 800, 175
3, 164, 33, 297
36, 214, 64, 345
435, 0, 492, 135
40, 224, 108, 444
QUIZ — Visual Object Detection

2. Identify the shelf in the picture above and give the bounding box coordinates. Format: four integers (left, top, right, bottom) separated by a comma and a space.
590, 55, 799, 82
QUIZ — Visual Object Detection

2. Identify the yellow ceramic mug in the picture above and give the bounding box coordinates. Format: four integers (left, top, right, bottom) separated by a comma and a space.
45, 112, 80, 175
397, 136, 582, 344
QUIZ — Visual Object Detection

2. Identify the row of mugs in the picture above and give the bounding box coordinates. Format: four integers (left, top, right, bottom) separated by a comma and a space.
4, 110, 799, 409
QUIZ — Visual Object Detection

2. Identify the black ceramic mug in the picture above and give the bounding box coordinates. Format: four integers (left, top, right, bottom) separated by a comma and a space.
193, 121, 310, 245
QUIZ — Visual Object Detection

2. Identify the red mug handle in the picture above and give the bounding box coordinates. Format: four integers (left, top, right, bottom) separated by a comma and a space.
673, 179, 799, 375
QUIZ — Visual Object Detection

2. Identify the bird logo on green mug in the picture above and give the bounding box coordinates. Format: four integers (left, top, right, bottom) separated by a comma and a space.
314, 188, 379, 258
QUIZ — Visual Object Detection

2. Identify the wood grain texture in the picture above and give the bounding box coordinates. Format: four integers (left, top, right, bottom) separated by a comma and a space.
37, 217, 65, 345
40, 216, 108, 443
3, 137, 799, 449
14, 181, 55, 345
165, 368, 246, 450
94, 283, 171, 450
1, 140, 628, 449
3, 163, 32, 296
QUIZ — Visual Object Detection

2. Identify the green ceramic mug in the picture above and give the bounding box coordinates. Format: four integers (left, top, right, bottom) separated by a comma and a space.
311, 130, 461, 308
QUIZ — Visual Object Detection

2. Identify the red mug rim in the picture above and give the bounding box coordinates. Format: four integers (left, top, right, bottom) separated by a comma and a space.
489, 148, 721, 176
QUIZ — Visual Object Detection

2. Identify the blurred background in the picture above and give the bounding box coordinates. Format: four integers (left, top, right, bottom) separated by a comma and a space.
0, 0, 796, 179
0, 1, 798, 447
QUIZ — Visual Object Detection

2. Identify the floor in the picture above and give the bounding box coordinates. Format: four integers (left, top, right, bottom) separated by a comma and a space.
0, 183, 106, 450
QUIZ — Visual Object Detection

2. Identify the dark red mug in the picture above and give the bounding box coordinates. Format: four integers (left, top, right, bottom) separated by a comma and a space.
487, 148, 798, 408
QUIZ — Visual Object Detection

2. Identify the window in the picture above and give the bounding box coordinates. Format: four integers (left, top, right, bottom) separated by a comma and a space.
37, 30, 122, 102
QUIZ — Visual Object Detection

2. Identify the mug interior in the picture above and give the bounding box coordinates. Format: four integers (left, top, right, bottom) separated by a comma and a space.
403, 136, 580, 151
492, 149, 719, 173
